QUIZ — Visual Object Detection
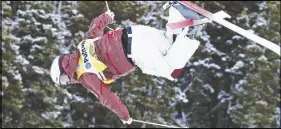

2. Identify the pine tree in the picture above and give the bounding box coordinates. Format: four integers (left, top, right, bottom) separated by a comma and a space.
2, 3, 25, 127
168, 1, 278, 128
3, 1, 278, 128
229, 1, 280, 128
2, 1, 76, 127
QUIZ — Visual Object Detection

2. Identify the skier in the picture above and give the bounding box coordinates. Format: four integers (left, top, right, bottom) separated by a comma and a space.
50, 2, 202, 125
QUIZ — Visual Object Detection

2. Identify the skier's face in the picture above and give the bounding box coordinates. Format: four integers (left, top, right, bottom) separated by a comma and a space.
59, 73, 70, 85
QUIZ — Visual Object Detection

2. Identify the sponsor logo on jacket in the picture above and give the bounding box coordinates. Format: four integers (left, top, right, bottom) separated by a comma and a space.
81, 40, 91, 69
108, 31, 116, 38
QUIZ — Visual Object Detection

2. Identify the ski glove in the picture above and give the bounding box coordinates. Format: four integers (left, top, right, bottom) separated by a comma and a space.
121, 117, 132, 124
105, 10, 115, 21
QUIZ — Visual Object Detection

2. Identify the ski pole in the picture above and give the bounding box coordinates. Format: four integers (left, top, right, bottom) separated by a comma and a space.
105, 1, 110, 11
106, 26, 114, 30
163, 1, 171, 10
132, 118, 187, 128
104, 1, 114, 30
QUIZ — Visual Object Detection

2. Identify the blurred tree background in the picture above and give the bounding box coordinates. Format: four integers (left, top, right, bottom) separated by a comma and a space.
2, 1, 280, 128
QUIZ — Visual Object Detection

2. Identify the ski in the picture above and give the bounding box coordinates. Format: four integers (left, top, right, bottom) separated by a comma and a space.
167, 18, 213, 29
167, 19, 194, 30
167, 12, 228, 30
176, 1, 281, 56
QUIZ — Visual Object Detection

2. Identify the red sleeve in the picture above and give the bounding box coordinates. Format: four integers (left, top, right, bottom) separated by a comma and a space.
62, 50, 80, 80
84, 13, 113, 39
79, 73, 130, 120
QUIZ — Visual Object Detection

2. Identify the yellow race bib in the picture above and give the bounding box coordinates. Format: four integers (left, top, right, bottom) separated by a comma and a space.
76, 38, 114, 84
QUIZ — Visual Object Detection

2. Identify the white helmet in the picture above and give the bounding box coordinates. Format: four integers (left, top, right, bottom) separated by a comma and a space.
50, 55, 63, 84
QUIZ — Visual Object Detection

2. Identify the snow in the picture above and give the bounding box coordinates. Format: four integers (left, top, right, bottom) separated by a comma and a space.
157, 113, 168, 124
255, 100, 268, 106
31, 44, 42, 52
174, 87, 189, 103
39, 9, 46, 14
13, 70, 22, 82
41, 111, 61, 119
200, 31, 211, 41
258, 55, 268, 61
121, 19, 137, 26
73, 14, 84, 19
51, 28, 58, 33
193, 58, 221, 70
247, 119, 257, 128
22, 88, 37, 93
32, 66, 45, 74
247, 29, 255, 34
169, 98, 177, 107
232, 35, 243, 40
91, 117, 96, 124
148, 85, 152, 96
22, 35, 47, 44
239, 53, 246, 58
15, 55, 30, 65
2, 76, 9, 88
10, 44, 20, 54
245, 44, 263, 52
275, 107, 280, 127
22, 35, 33, 41
226, 40, 233, 45
225, 61, 244, 73
72, 9, 78, 15
54, 105, 64, 110
203, 41, 226, 56
228, 103, 244, 114
236, 12, 251, 28
132, 86, 146, 92
169, 84, 191, 106
160, 15, 169, 21
215, 72, 223, 77
61, 89, 73, 99
28, 55, 34, 59
181, 111, 187, 127
203, 84, 214, 93
234, 79, 247, 93
217, 90, 233, 103
44, 96, 57, 103
62, 122, 72, 128
142, 12, 157, 24
8, 34, 21, 44
258, 1, 268, 10
253, 15, 267, 28
43, 24, 52, 30
171, 113, 189, 128
231, 61, 244, 70
170, 112, 178, 119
